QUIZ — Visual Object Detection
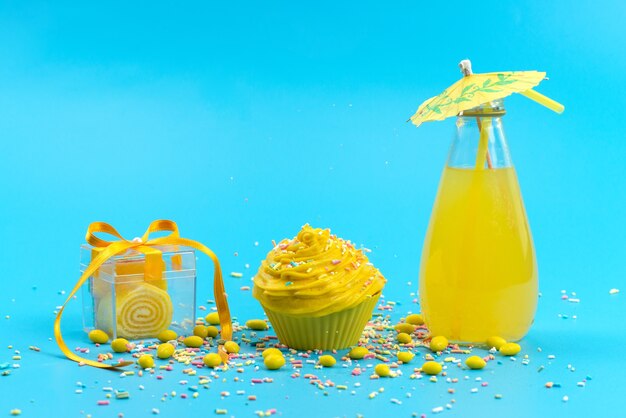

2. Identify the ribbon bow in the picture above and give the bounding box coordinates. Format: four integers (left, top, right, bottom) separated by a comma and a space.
54, 220, 232, 369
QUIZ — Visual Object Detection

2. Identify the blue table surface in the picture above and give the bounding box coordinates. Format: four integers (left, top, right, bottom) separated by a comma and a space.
1, 1, 625, 417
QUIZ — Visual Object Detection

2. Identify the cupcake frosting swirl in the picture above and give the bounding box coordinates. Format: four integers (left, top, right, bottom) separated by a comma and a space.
253, 225, 386, 317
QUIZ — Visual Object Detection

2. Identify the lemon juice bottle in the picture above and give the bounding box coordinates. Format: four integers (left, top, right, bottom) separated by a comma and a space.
419, 100, 538, 343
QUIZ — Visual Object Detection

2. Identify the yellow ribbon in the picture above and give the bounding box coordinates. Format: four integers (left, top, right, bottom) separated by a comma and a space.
54, 220, 233, 369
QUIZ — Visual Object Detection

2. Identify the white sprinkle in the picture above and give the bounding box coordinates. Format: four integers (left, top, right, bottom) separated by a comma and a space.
548, 355, 556, 360
609, 288, 620, 295
470, 388, 478, 393
562, 395, 569, 402
152, 408, 160, 414
432, 406, 444, 414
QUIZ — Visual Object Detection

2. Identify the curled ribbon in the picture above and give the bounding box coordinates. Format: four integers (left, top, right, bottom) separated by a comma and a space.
54, 220, 232, 369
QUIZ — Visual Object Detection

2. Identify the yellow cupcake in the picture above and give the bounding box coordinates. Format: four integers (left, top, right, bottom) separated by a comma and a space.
253, 225, 386, 350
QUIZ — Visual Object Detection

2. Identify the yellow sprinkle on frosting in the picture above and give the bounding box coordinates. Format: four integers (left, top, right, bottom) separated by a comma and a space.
253, 225, 386, 317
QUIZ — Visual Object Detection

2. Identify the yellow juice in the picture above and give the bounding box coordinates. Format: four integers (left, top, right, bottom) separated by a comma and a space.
419, 166, 538, 343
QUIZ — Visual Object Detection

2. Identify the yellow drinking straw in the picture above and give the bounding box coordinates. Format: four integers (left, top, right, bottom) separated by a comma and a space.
474, 118, 492, 170
519, 89, 565, 114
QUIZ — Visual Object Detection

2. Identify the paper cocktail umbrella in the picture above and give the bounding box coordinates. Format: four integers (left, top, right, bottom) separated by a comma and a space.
409, 59, 564, 128
409, 59, 564, 169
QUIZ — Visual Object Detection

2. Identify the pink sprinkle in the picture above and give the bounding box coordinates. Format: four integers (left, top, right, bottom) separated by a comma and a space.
352, 368, 362, 376
251, 378, 263, 384
248, 395, 257, 401
157, 375, 164, 380
561, 295, 569, 300
331, 260, 341, 265
97, 400, 110, 406
181, 394, 188, 399
481, 382, 489, 387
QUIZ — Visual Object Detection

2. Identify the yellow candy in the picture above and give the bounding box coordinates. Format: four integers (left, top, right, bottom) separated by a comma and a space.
262, 348, 283, 359
88, 329, 109, 344
264, 354, 286, 370
157, 329, 178, 343
348, 347, 369, 359
203, 353, 222, 368
193, 325, 209, 338
394, 323, 416, 334
499, 342, 521, 356
224, 341, 240, 354
405, 314, 425, 326
397, 332, 412, 344
374, 364, 391, 377
183, 336, 204, 348
397, 351, 414, 363
246, 319, 269, 330
319, 355, 336, 367
157, 343, 176, 359
486, 336, 507, 350
111, 338, 129, 353
206, 326, 219, 338
465, 356, 486, 369
421, 361, 442, 375
137, 354, 154, 369
429, 336, 448, 352
205, 312, 220, 325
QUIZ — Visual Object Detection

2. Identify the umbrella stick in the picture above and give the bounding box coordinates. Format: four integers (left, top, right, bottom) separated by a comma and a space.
475, 116, 493, 169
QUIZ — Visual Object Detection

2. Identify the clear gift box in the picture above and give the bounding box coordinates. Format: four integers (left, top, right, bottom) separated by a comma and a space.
80, 245, 196, 340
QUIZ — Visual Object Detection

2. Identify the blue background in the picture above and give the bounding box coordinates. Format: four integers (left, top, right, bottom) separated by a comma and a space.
1, 1, 624, 417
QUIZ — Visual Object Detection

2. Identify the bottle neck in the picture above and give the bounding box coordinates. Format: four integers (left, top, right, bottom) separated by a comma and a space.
448, 113, 513, 170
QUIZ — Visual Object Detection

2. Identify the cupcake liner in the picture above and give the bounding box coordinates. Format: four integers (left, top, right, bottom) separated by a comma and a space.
263, 294, 380, 350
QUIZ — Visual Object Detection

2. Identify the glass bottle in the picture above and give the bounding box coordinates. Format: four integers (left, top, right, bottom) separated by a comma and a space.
418, 99, 538, 344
